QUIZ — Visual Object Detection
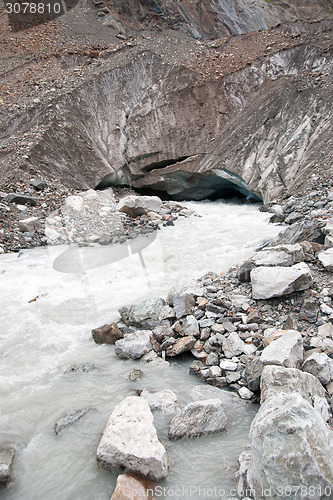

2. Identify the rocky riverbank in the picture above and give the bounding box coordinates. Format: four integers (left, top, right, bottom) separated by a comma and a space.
0, 184, 192, 253
86, 186, 333, 499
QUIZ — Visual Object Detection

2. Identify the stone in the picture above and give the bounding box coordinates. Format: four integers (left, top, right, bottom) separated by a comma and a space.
6, 193, 37, 206
117, 196, 162, 217
45, 226, 61, 242
168, 399, 227, 439
181, 315, 199, 337
226, 371, 241, 384
318, 248, 333, 272
220, 359, 238, 371
260, 365, 326, 405
206, 352, 219, 366
119, 298, 166, 328
140, 351, 170, 367
238, 387, 254, 400
115, 331, 153, 359
237, 260, 255, 282
65, 195, 85, 212
30, 178, 48, 191
318, 323, 333, 338
0, 446, 14, 486
250, 262, 312, 299
92, 323, 123, 344
17, 216, 40, 232
128, 369, 144, 381
252, 244, 305, 267
222, 332, 245, 358
269, 219, 325, 246
299, 298, 319, 323
140, 389, 179, 413
172, 292, 195, 319
96, 396, 168, 481
165, 335, 196, 357
245, 358, 264, 392
55, 408, 90, 435
260, 331, 303, 368
235, 450, 252, 498
302, 352, 333, 386
248, 393, 333, 499
246, 308, 264, 324
111, 473, 155, 500
325, 234, 333, 248
208, 365, 222, 378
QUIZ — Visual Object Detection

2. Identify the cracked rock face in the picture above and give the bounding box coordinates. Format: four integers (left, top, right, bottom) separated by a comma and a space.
2, 37, 332, 203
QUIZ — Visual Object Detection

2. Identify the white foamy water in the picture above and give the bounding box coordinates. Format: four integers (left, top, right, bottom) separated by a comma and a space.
0, 201, 280, 500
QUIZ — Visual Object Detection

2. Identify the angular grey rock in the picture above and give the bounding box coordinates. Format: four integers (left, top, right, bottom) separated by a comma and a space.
222, 332, 245, 358
168, 399, 227, 439
128, 369, 144, 382
96, 396, 168, 481
180, 315, 200, 337
119, 298, 166, 328
318, 323, 333, 338
248, 393, 333, 500
237, 260, 255, 282
252, 244, 305, 267
260, 365, 326, 405
65, 195, 85, 212
18, 216, 40, 232
299, 298, 319, 323
140, 389, 179, 414
140, 350, 170, 367
0, 446, 14, 486
55, 408, 90, 435
238, 387, 254, 400
318, 248, 333, 272
6, 193, 37, 206
260, 331, 303, 368
117, 195, 162, 217
115, 331, 153, 359
302, 352, 333, 386
245, 359, 263, 394
172, 293, 195, 319
251, 262, 312, 299
269, 219, 325, 246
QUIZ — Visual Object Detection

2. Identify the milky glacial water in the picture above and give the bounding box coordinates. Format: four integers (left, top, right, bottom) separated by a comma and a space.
0, 200, 280, 500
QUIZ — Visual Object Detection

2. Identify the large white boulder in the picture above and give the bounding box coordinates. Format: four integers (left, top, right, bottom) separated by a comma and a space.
140, 389, 179, 414
252, 244, 305, 267
117, 196, 162, 217
260, 331, 303, 368
248, 393, 333, 500
96, 396, 168, 481
251, 262, 312, 299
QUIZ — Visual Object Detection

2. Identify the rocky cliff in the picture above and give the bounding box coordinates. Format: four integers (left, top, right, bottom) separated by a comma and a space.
0, 1, 332, 203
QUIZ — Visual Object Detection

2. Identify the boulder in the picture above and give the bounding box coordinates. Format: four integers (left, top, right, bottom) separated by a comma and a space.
117, 196, 162, 217
65, 195, 85, 212
140, 389, 179, 414
92, 323, 123, 344
119, 298, 166, 328
268, 219, 325, 246
55, 408, 90, 435
248, 393, 333, 500
318, 248, 333, 272
115, 331, 153, 359
96, 396, 168, 481
6, 193, 37, 206
222, 332, 245, 358
0, 446, 14, 486
302, 352, 333, 386
252, 244, 305, 267
260, 331, 303, 368
165, 336, 196, 357
111, 473, 155, 500
245, 357, 264, 392
17, 216, 40, 232
168, 399, 227, 439
251, 262, 312, 299
260, 365, 326, 405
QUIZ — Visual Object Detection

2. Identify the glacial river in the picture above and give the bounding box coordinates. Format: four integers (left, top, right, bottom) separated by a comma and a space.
0, 200, 280, 500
